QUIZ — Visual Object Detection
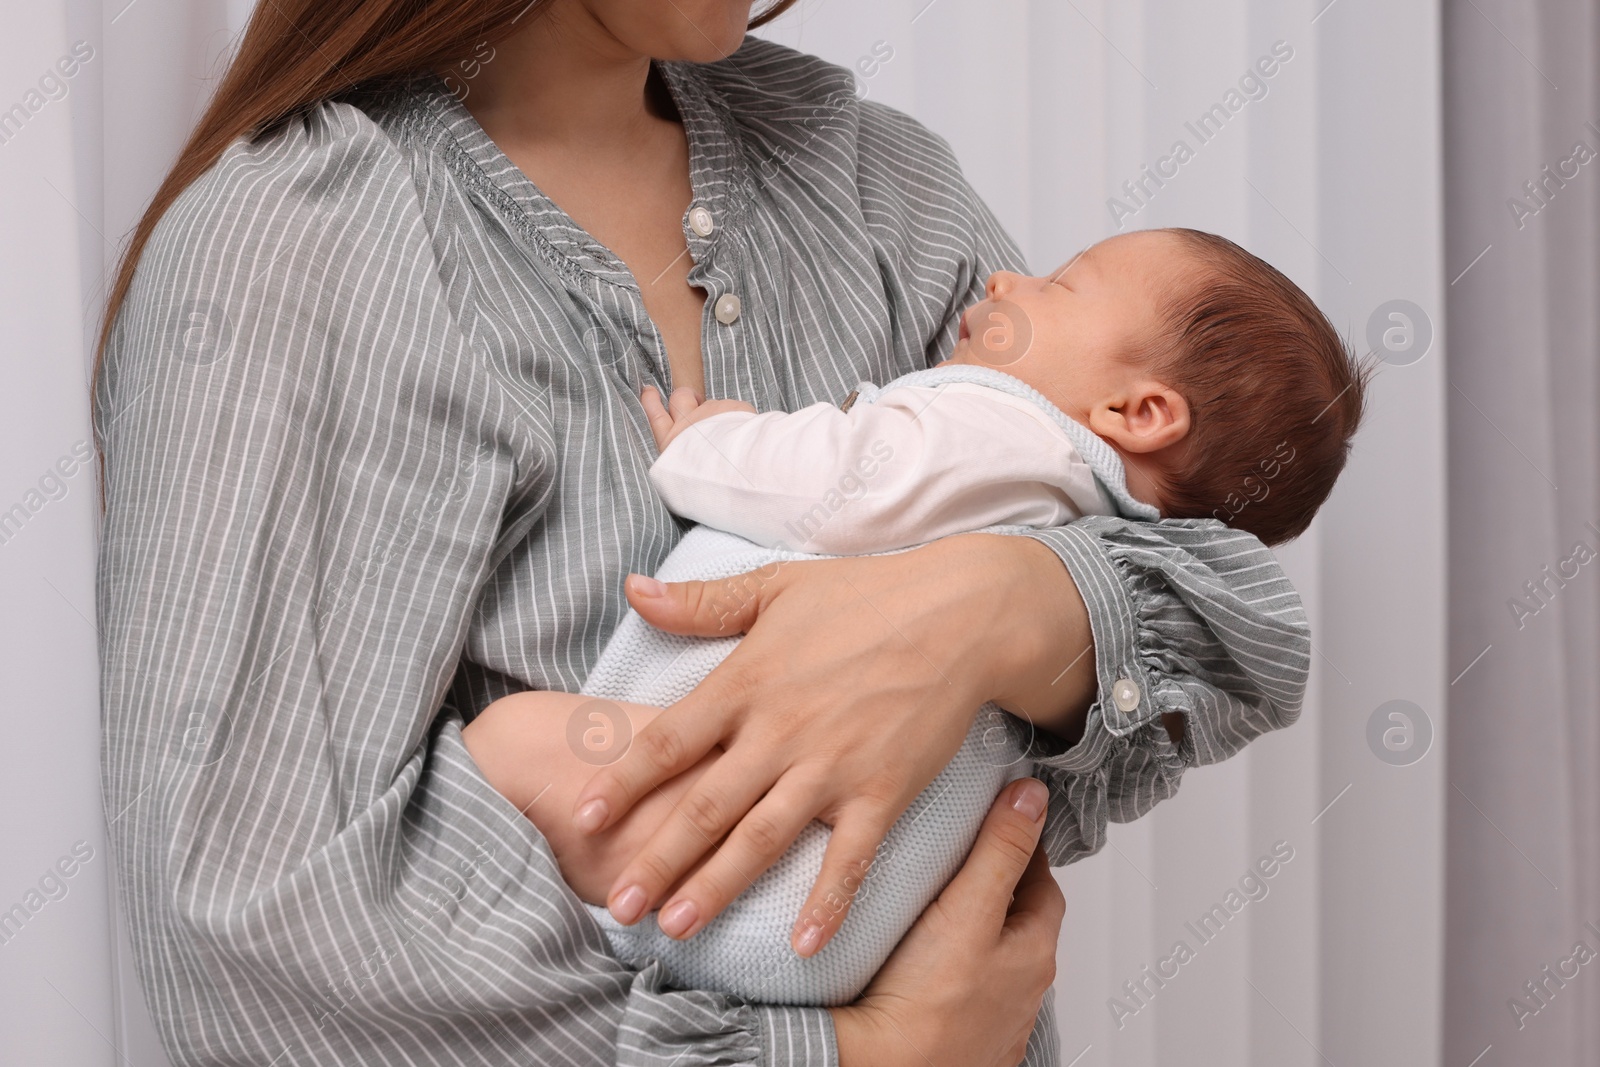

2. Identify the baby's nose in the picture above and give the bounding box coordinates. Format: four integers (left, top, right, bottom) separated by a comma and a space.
985, 271, 1020, 299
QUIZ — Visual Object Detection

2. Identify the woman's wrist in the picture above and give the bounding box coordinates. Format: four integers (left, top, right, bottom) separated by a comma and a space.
830, 1005, 903, 1067
958, 533, 1097, 741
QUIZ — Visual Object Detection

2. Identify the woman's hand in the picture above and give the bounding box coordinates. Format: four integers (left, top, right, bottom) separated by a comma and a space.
832, 778, 1063, 1067
570, 532, 1096, 955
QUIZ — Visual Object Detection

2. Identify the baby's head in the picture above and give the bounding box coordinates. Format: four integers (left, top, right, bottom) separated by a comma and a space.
946, 228, 1369, 545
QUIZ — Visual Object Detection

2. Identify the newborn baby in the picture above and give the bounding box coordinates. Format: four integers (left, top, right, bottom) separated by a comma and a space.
528, 227, 1366, 1005
648, 226, 1362, 550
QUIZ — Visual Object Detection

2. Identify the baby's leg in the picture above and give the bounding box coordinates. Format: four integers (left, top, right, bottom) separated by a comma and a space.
466, 692, 714, 906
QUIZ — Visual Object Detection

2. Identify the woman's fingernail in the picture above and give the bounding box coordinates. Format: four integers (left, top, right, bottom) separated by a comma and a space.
659, 899, 699, 939
1012, 780, 1047, 822
611, 885, 648, 925
629, 575, 667, 598
794, 921, 823, 957
574, 798, 609, 834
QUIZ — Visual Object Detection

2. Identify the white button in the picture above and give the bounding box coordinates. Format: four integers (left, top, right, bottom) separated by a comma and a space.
689, 206, 715, 237
1111, 677, 1141, 714
714, 293, 742, 325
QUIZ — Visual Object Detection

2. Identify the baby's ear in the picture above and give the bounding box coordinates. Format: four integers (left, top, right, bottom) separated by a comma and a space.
1088, 383, 1190, 454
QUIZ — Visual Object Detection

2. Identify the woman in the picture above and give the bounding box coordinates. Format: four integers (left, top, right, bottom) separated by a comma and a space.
94, 1, 1309, 1064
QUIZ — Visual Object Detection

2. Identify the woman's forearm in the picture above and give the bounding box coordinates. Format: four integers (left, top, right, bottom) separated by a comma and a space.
987, 533, 1186, 748
973, 534, 1097, 746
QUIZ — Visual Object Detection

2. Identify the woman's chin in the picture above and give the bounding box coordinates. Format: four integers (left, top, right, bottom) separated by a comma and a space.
657, 6, 750, 62
673, 31, 748, 63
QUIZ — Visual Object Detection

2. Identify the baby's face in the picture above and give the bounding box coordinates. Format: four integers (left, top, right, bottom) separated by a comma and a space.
945, 230, 1188, 422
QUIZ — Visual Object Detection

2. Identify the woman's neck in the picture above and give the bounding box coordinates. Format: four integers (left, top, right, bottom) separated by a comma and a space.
463, 3, 670, 154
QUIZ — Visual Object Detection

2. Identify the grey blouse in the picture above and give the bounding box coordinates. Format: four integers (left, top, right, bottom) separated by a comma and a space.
95, 38, 1309, 1067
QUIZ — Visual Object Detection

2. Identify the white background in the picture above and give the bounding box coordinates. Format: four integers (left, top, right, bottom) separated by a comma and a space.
0, 1, 1445, 1064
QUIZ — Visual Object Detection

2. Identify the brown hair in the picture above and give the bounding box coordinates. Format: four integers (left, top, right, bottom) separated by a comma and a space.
92, 0, 796, 441
1151, 228, 1371, 546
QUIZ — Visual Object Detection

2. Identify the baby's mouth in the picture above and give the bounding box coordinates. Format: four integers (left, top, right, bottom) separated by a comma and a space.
958, 312, 970, 341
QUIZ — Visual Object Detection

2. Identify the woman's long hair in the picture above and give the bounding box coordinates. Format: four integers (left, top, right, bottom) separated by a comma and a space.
94, 0, 795, 420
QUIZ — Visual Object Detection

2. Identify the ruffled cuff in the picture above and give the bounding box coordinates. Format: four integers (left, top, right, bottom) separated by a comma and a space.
1017, 517, 1308, 864
617, 959, 837, 1066
752, 1004, 839, 1067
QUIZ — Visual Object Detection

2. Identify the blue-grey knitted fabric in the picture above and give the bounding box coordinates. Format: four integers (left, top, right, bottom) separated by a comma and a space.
580, 526, 1030, 1006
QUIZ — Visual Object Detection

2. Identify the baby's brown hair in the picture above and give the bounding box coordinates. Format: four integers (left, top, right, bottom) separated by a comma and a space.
1149, 229, 1371, 546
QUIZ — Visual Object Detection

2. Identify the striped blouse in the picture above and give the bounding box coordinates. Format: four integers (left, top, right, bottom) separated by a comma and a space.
94, 37, 1309, 1067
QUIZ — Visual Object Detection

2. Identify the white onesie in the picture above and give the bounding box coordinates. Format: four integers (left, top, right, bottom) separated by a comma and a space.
648, 369, 1125, 554
579, 364, 1157, 1006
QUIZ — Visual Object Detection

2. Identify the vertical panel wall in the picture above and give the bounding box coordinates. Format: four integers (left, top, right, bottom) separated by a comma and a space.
1313, 2, 1446, 1065
0, 2, 233, 1064
0, 3, 118, 1060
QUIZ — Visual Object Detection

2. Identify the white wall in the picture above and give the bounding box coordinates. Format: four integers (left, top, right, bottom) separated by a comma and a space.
0, 6, 118, 1066
0, 3, 233, 1064
0, 2, 1444, 1064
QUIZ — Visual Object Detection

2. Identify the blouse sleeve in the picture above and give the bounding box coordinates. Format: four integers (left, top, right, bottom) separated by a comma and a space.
1019, 519, 1308, 864
852, 100, 1310, 867
853, 98, 1027, 369
95, 102, 834, 1067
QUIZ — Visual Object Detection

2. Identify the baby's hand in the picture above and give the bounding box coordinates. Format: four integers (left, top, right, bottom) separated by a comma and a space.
641, 385, 756, 452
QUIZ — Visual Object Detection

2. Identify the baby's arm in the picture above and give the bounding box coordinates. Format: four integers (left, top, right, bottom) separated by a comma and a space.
645, 383, 1088, 554
464, 691, 715, 905
643, 387, 919, 554
641, 386, 757, 451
